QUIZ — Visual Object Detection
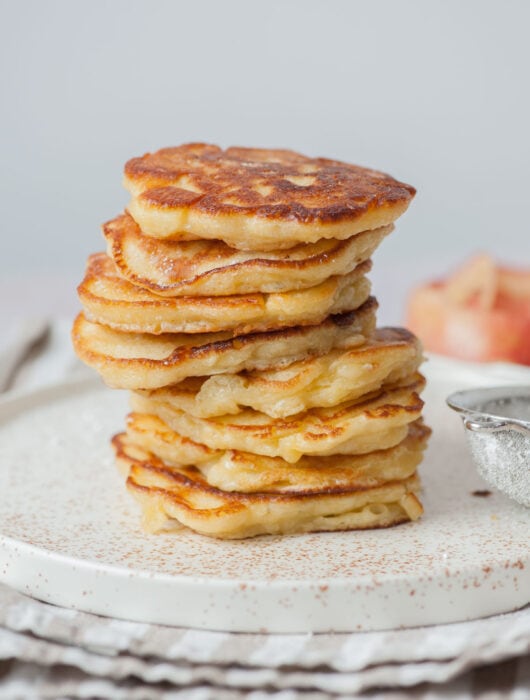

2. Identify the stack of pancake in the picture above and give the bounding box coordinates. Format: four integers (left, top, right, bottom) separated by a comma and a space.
72, 144, 430, 539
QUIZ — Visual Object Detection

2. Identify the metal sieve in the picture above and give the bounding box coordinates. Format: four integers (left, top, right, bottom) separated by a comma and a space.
447, 386, 530, 507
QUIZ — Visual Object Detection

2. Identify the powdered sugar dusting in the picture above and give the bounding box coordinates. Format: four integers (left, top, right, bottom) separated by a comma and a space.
467, 429, 530, 506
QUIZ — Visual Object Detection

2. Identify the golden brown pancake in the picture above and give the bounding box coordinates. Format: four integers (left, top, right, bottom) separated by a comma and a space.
78, 253, 372, 335
71, 298, 377, 389
124, 144, 415, 250
114, 433, 424, 539
123, 413, 431, 494
140, 327, 423, 418
130, 375, 425, 463
124, 412, 216, 467
104, 212, 392, 296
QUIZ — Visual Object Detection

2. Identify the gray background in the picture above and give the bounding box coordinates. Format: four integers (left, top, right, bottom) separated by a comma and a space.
1, 0, 529, 321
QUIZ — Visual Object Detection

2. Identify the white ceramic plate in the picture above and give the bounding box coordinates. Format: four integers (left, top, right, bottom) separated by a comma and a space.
0, 357, 529, 633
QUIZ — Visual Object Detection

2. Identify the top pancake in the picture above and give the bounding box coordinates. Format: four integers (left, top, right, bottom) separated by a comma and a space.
124, 143, 415, 251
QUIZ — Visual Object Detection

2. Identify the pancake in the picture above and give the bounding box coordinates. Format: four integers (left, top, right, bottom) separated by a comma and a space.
140, 327, 423, 419
114, 433, 424, 539
124, 144, 415, 251
130, 375, 425, 463
123, 413, 431, 494
124, 412, 216, 467
78, 253, 372, 335
71, 298, 377, 389
104, 212, 392, 296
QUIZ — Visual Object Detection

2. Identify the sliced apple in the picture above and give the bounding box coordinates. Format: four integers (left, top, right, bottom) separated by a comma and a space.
406, 255, 530, 365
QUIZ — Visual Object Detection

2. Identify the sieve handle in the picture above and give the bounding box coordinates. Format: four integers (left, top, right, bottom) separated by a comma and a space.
464, 418, 507, 433
463, 417, 530, 436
